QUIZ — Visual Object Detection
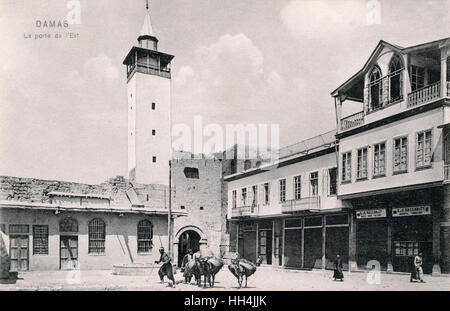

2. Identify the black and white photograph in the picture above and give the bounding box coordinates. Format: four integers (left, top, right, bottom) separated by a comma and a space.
0, 0, 450, 296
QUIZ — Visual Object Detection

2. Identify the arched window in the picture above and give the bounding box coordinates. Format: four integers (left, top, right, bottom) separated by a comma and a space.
59, 218, 78, 233
244, 160, 252, 170
88, 218, 105, 254
137, 220, 153, 253
389, 55, 404, 102
369, 66, 382, 111
255, 161, 262, 168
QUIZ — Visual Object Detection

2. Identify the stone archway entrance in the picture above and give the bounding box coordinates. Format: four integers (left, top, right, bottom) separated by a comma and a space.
175, 226, 207, 267
178, 230, 201, 266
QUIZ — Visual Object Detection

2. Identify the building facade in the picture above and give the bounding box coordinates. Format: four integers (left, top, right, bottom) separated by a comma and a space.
0, 176, 186, 271
332, 38, 450, 274
225, 131, 353, 270
225, 38, 450, 275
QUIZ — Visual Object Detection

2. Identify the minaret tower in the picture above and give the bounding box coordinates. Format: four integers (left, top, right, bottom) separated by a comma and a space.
123, 1, 174, 185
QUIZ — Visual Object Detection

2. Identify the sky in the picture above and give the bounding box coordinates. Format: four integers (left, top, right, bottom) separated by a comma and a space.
1, 0, 450, 184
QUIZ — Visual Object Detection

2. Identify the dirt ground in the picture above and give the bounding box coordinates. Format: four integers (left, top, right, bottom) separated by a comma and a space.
1, 266, 449, 291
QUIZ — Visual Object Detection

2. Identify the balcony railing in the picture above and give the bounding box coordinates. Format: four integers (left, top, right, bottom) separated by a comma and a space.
407, 82, 441, 108
281, 197, 320, 213
341, 111, 365, 131
231, 205, 259, 218
127, 63, 171, 80
445, 164, 450, 182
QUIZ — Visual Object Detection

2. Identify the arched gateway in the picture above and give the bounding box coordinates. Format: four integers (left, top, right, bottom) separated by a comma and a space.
175, 226, 207, 267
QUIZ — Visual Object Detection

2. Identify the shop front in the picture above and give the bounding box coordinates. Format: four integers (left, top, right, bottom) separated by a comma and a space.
391, 206, 433, 274
238, 221, 257, 263
355, 205, 434, 274
355, 208, 389, 270
282, 212, 350, 270
237, 220, 273, 264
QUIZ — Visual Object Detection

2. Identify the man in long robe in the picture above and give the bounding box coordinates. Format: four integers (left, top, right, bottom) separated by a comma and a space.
333, 254, 344, 281
155, 247, 176, 287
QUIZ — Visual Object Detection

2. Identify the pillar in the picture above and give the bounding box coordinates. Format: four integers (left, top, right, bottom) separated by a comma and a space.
281, 219, 286, 267
440, 184, 450, 274
441, 46, 448, 97
272, 220, 280, 266
402, 54, 410, 107
173, 241, 179, 268
335, 96, 342, 131
348, 211, 357, 272
387, 218, 393, 273
255, 222, 259, 262
322, 215, 326, 270
432, 203, 441, 275
301, 217, 305, 268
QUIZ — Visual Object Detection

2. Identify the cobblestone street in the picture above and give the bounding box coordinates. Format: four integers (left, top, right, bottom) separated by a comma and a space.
1, 267, 449, 291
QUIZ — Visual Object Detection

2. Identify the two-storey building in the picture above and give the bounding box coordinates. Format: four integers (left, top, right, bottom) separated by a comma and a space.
225, 131, 352, 270
332, 38, 450, 275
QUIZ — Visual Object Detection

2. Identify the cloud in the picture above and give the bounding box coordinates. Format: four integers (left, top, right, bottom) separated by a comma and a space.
64, 53, 119, 89
266, 71, 284, 94
281, 0, 367, 41
173, 33, 285, 124
175, 66, 194, 86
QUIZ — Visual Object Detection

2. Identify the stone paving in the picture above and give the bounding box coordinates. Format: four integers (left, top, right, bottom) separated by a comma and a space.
1, 266, 449, 291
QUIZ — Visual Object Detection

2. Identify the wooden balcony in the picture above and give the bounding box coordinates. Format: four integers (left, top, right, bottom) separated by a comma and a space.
281, 197, 320, 213
231, 205, 259, 218
127, 63, 171, 80
341, 111, 364, 131
407, 82, 441, 108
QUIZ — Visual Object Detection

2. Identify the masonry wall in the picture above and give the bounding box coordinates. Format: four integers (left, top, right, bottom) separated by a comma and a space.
172, 158, 223, 257
0, 208, 168, 270
0, 176, 130, 206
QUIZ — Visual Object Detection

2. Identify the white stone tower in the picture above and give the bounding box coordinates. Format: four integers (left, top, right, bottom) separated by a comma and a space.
123, 3, 174, 185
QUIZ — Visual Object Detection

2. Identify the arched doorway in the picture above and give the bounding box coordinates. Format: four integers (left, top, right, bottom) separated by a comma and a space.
177, 230, 201, 267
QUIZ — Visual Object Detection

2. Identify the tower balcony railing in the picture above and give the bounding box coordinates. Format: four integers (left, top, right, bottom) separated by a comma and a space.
341, 111, 365, 131
127, 62, 171, 80
407, 82, 441, 108
281, 196, 320, 213
231, 204, 259, 218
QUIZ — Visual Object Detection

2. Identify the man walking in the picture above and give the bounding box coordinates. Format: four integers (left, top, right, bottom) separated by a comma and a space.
333, 254, 344, 281
411, 251, 425, 283
155, 247, 176, 287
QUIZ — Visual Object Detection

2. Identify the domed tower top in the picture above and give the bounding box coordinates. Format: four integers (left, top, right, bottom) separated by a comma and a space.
138, 1, 158, 50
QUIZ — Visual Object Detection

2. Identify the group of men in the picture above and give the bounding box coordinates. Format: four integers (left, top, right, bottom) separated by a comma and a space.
154, 247, 203, 288
154, 247, 427, 288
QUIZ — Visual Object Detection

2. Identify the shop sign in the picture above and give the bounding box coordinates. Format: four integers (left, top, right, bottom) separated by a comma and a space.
356, 209, 386, 219
392, 206, 431, 217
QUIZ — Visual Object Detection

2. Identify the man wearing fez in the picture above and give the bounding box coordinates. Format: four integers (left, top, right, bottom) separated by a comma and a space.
155, 246, 176, 287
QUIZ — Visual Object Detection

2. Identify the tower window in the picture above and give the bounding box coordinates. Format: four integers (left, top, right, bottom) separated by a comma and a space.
200, 206, 204, 210
184, 167, 199, 179
152, 156, 156, 163
152, 129, 156, 136
152, 102, 156, 110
